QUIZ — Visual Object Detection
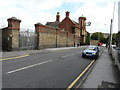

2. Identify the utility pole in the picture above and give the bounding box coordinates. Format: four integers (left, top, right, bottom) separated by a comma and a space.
109, 2, 115, 54
108, 19, 113, 54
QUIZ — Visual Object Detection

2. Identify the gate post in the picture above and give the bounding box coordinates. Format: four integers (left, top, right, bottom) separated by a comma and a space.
35, 23, 44, 49
6, 17, 21, 51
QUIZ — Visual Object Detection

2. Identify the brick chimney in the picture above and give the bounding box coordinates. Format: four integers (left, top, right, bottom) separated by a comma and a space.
78, 16, 86, 25
56, 12, 60, 22
66, 11, 70, 17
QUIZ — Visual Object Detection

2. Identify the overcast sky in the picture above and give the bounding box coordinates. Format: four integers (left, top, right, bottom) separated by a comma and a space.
0, 0, 119, 33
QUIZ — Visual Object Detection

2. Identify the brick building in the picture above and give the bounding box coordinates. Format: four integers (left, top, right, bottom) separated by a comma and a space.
46, 11, 87, 45
1, 11, 88, 51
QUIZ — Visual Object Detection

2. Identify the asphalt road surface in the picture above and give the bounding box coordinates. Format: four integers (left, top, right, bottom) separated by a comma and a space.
2, 46, 103, 88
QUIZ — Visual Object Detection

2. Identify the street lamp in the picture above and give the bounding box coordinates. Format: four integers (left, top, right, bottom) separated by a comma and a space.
86, 21, 91, 26
108, 2, 115, 54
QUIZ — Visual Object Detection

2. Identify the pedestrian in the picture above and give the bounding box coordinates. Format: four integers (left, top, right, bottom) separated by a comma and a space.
106, 44, 108, 48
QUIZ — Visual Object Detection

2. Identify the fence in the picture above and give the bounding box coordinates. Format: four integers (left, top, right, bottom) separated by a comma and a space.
19, 30, 37, 50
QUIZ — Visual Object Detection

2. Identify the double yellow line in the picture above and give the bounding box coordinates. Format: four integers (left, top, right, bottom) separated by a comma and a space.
66, 60, 95, 90
0, 54, 30, 61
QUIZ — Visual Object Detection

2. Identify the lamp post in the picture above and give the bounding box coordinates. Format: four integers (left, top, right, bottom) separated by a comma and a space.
108, 2, 115, 54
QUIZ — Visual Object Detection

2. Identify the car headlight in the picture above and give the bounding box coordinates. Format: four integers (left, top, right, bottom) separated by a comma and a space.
92, 53, 96, 55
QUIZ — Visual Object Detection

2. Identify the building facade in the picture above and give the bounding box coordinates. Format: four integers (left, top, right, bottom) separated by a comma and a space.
1, 11, 88, 51
58, 11, 87, 45
46, 11, 87, 45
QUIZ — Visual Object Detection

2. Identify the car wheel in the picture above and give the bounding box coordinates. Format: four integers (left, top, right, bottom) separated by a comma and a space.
97, 54, 99, 57
94, 56, 98, 60
95, 57, 97, 60
82, 55, 85, 58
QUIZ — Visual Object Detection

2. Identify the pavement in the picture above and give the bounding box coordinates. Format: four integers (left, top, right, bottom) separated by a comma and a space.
80, 48, 120, 89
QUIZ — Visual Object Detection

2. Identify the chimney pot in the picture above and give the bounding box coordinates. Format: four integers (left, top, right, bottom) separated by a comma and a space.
56, 12, 60, 22
66, 11, 70, 17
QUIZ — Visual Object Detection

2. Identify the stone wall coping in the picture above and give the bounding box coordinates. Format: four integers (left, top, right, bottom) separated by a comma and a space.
8, 27, 20, 30
7, 17, 21, 22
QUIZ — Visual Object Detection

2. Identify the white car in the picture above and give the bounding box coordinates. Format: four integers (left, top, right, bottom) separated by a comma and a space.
102, 44, 106, 47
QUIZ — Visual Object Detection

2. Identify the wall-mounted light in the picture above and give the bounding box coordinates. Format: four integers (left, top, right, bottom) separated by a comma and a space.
9, 34, 13, 37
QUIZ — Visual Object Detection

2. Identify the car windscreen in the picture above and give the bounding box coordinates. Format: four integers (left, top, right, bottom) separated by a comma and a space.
87, 47, 97, 51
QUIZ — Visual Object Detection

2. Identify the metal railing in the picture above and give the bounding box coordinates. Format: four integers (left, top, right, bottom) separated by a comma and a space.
111, 46, 120, 71
19, 30, 37, 50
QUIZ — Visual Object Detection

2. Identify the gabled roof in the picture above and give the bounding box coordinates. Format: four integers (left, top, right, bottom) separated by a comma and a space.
71, 20, 78, 25
61, 17, 79, 26
46, 21, 60, 27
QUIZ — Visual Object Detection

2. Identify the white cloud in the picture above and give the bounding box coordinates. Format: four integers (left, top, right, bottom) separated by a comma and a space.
72, 1, 118, 33
0, 0, 63, 29
0, 0, 119, 33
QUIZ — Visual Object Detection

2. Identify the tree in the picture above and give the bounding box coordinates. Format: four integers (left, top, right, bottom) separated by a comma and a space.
91, 32, 109, 43
91, 32, 104, 41
112, 33, 117, 45
106, 33, 117, 45
91, 32, 99, 40
85, 32, 90, 45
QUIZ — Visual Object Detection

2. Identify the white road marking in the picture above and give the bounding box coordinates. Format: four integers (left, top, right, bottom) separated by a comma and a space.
61, 55, 69, 59
6, 60, 53, 74
61, 53, 75, 59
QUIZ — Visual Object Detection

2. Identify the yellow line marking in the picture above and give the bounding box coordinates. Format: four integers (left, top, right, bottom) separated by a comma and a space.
66, 60, 95, 90
0, 54, 30, 61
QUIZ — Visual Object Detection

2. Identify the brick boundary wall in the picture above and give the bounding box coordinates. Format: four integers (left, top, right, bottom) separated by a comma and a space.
2, 17, 80, 51
35, 23, 78, 49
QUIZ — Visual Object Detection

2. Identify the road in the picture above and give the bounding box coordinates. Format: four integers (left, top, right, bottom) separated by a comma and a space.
2, 46, 103, 88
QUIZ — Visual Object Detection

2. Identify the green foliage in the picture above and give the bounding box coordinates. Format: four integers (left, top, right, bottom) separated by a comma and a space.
91, 32, 104, 40
106, 33, 117, 44
85, 32, 90, 44
112, 33, 117, 45
91, 32, 98, 40
91, 32, 107, 43
91, 32, 117, 44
